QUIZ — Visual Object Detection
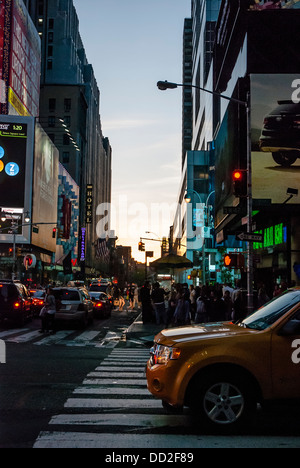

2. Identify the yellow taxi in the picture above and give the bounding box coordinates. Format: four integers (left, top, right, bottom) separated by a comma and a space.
146, 288, 300, 429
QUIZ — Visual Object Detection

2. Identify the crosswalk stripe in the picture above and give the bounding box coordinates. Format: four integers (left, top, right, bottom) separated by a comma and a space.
94, 366, 145, 371
87, 371, 145, 378
82, 378, 146, 385
0, 328, 30, 339
73, 387, 150, 395
6, 330, 42, 343
64, 398, 162, 409
34, 330, 75, 345
48, 413, 189, 427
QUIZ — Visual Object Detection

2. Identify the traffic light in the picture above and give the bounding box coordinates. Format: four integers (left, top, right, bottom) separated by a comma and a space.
52, 228, 57, 238
232, 169, 247, 198
138, 241, 145, 252
8, 248, 13, 257
224, 253, 245, 269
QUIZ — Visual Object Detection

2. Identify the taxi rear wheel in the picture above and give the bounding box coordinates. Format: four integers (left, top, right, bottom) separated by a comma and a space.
190, 370, 257, 430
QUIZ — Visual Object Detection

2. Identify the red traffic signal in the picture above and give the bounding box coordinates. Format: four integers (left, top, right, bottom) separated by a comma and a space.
224, 253, 245, 269
52, 228, 57, 238
232, 169, 247, 198
138, 241, 145, 252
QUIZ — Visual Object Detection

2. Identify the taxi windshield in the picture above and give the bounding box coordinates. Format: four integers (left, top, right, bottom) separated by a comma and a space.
241, 290, 300, 331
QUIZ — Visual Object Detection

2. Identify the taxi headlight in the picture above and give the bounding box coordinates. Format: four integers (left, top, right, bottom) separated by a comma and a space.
150, 344, 181, 365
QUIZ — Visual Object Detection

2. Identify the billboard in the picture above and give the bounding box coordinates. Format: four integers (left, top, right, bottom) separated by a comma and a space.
0, 115, 34, 243
31, 123, 59, 253
251, 74, 300, 203
0, 0, 41, 116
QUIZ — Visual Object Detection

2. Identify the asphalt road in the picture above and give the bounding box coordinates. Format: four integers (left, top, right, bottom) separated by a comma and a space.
1, 309, 300, 449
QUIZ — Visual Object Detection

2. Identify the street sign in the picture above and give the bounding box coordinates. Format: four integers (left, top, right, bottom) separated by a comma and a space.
236, 232, 263, 243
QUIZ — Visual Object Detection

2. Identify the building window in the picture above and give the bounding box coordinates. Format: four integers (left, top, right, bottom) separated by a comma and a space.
48, 116, 55, 127
48, 32, 53, 43
49, 18, 54, 29
49, 98, 56, 112
64, 116, 71, 127
62, 152, 70, 164
64, 99, 71, 112
63, 134, 70, 145
47, 59, 53, 70
48, 45, 53, 57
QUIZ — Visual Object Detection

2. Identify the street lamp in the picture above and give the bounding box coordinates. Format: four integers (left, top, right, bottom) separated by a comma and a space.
157, 80, 254, 314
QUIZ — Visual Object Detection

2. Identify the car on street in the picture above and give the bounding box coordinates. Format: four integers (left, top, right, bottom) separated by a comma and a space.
147, 288, 300, 431
89, 291, 112, 318
259, 100, 300, 166
52, 287, 94, 328
0, 279, 32, 326
29, 289, 46, 317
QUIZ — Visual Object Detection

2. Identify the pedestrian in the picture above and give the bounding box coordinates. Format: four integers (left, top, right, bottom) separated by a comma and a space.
195, 292, 208, 324
140, 281, 153, 323
40, 287, 56, 334
189, 285, 197, 322
223, 289, 234, 321
173, 292, 190, 326
257, 284, 270, 308
151, 282, 166, 326
166, 289, 177, 327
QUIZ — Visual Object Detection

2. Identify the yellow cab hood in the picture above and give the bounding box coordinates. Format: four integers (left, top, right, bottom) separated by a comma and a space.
155, 322, 256, 347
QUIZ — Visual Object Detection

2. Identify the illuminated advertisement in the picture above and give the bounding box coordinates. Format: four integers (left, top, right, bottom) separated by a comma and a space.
0, 0, 41, 116
251, 74, 300, 203
0, 120, 28, 207
31, 123, 59, 253
0, 115, 34, 244
55, 163, 79, 266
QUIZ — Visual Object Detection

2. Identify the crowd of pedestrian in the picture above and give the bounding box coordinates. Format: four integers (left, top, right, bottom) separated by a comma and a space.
138, 278, 292, 328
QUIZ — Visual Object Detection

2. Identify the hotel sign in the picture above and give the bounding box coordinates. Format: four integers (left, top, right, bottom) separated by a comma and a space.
85, 184, 93, 224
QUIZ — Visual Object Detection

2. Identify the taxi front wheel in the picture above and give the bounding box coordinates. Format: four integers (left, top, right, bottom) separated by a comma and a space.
190, 370, 257, 430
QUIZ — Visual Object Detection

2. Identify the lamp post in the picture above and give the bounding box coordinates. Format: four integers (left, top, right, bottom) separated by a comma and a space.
158, 80, 254, 314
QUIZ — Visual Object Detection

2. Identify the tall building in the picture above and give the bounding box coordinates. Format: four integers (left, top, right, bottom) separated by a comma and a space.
174, 0, 300, 292
25, 0, 112, 274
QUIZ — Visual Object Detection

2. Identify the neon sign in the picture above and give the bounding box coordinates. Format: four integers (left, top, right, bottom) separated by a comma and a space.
254, 223, 287, 250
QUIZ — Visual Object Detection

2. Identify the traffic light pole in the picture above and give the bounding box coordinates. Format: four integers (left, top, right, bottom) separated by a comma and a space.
246, 94, 254, 315
157, 80, 254, 315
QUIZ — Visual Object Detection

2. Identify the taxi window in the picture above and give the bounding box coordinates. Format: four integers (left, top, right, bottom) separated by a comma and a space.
241, 290, 300, 331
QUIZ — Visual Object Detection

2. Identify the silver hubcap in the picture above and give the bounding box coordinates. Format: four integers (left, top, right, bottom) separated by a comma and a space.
204, 382, 245, 425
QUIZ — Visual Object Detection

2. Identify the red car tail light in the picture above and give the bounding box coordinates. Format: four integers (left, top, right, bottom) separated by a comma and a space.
13, 302, 22, 310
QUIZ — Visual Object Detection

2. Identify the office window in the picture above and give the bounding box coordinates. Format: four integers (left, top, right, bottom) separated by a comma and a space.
62, 152, 70, 164
64, 99, 71, 112
47, 59, 53, 70
49, 19, 54, 29
48, 116, 55, 127
49, 98, 56, 112
48, 45, 53, 56
63, 134, 70, 145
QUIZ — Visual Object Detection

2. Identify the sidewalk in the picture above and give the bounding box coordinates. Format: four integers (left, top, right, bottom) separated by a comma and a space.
125, 312, 165, 345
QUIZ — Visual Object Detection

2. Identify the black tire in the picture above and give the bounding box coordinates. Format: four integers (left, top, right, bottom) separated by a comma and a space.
189, 370, 257, 431
272, 151, 297, 167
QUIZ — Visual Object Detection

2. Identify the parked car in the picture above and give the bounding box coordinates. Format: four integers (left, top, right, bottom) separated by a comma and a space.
89, 291, 112, 318
52, 287, 94, 328
0, 280, 32, 326
259, 100, 300, 166
29, 289, 46, 317
147, 288, 300, 431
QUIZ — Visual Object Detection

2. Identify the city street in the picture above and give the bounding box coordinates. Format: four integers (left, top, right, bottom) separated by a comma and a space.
1, 309, 300, 449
